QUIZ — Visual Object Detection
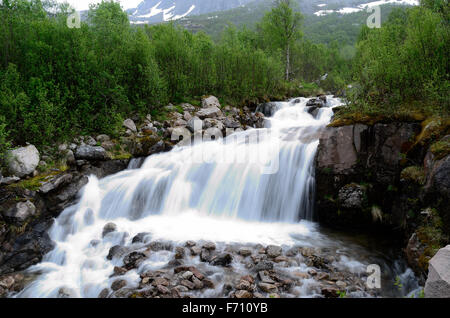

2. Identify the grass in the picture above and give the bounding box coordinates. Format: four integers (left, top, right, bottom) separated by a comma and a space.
430, 139, 450, 160
400, 166, 426, 185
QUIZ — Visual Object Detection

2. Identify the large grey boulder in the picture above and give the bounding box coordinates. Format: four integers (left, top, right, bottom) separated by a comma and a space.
75, 145, 108, 161
6, 145, 40, 178
201, 96, 220, 109
425, 245, 450, 298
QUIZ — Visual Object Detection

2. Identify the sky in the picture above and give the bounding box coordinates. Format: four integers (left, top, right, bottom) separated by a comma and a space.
56, 0, 143, 11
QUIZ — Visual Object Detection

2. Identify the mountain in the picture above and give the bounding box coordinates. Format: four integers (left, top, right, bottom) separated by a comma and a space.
126, 0, 418, 25
127, 0, 262, 24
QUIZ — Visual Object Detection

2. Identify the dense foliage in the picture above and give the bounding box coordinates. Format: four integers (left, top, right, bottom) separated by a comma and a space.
0, 0, 447, 161
349, 2, 449, 114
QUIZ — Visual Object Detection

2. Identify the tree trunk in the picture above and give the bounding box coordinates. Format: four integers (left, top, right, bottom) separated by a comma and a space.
285, 44, 290, 81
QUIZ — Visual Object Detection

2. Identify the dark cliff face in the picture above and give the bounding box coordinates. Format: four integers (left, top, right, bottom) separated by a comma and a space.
314, 120, 450, 281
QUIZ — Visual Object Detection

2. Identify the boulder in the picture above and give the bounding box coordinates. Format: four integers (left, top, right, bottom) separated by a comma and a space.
3, 201, 36, 224
196, 107, 222, 119
210, 253, 233, 267
202, 96, 221, 109
187, 117, 203, 133
6, 145, 40, 178
255, 102, 280, 117
75, 145, 108, 161
39, 174, 73, 194
102, 222, 117, 237
266, 245, 282, 258
123, 119, 137, 132
425, 245, 450, 298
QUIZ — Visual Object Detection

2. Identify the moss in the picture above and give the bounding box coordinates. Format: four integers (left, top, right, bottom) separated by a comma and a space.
430, 139, 450, 160
416, 209, 449, 272
400, 166, 426, 185
414, 117, 450, 147
7, 170, 61, 191
110, 151, 132, 160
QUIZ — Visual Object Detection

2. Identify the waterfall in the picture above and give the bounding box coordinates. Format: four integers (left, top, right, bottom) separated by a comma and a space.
17, 96, 344, 298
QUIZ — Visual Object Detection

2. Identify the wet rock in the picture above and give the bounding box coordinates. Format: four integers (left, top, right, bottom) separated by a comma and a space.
239, 247, 252, 257
200, 249, 213, 262
98, 288, 110, 298
6, 145, 40, 178
255, 102, 280, 117
75, 145, 108, 161
181, 279, 195, 290
192, 276, 203, 289
175, 247, 185, 259
202, 96, 221, 109
336, 281, 347, 289
253, 260, 274, 272
258, 282, 278, 293
157, 284, 170, 294
210, 253, 233, 267
3, 201, 36, 224
102, 223, 117, 238
266, 245, 282, 258
113, 266, 128, 276
425, 245, 450, 298
321, 286, 339, 298
306, 97, 326, 108
202, 242, 216, 250
202, 278, 215, 289
0, 275, 14, 289
0, 221, 54, 274
123, 252, 146, 270
132, 232, 150, 244
190, 246, 202, 256
153, 277, 169, 287
235, 290, 253, 298
123, 119, 137, 132
107, 245, 127, 260
258, 271, 275, 284
58, 287, 77, 298
236, 279, 252, 291
111, 279, 127, 291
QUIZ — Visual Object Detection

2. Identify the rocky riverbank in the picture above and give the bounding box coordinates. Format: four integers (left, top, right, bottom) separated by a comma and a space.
0, 95, 448, 298
0, 96, 264, 278
315, 114, 450, 286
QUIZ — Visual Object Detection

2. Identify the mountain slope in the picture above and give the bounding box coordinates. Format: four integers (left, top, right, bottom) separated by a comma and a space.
127, 0, 262, 24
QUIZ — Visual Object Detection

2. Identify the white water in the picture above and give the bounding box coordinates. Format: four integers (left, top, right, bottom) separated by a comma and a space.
16, 97, 418, 298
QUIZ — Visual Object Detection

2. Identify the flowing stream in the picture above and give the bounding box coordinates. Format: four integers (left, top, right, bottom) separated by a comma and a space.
16, 97, 420, 298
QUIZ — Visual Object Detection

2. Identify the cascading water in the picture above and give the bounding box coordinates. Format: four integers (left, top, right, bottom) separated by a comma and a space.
15, 97, 419, 298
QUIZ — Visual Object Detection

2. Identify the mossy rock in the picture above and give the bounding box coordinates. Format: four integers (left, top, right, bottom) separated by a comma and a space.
414, 117, 450, 147
400, 166, 426, 185
430, 138, 450, 160
7, 170, 62, 191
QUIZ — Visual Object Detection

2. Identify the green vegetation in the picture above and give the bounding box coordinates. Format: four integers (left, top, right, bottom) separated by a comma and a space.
0, 0, 447, 165
0, 0, 351, 161
344, 2, 449, 117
